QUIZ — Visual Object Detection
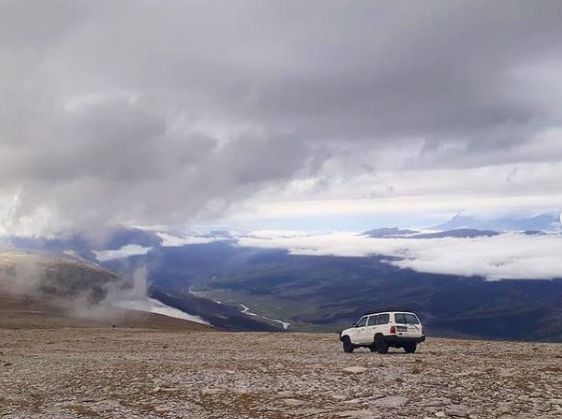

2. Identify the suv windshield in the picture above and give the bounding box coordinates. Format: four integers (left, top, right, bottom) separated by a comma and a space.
355, 316, 368, 327
395, 313, 420, 325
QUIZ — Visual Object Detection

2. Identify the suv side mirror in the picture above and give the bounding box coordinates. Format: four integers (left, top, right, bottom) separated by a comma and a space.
352, 323, 358, 327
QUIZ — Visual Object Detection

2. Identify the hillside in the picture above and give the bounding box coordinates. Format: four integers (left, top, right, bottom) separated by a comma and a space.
0, 294, 210, 330
0, 251, 210, 331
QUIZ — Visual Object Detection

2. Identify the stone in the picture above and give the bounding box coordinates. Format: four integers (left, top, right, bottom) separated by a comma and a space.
278, 391, 294, 397
343, 366, 368, 374
154, 405, 172, 413
335, 410, 373, 418
344, 398, 363, 405
200, 388, 222, 396
283, 398, 306, 406
232, 388, 250, 395
446, 405, 471, 417
372, 396, 409, 408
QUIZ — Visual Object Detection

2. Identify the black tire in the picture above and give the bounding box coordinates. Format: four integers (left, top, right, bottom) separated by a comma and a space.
403, 342, 417, 353
374, 335, 389, 354
342, 336, 354, 353
369, 345, 377, 352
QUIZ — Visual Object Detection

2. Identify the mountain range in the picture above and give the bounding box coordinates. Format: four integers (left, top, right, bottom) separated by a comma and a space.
433, 211, 561, 232
1, 212, 561, 341
363, 227, 500, 239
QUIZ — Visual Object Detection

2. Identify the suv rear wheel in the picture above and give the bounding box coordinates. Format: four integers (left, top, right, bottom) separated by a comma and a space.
373, 334, 388, 354
403, 342, 417, 353
342, 336, 354, 353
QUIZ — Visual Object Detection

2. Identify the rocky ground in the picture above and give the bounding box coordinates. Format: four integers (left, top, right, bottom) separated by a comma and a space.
0, 329, 561, 418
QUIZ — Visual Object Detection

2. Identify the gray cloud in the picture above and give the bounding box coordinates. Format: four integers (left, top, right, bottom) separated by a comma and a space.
1, 0, 562, 234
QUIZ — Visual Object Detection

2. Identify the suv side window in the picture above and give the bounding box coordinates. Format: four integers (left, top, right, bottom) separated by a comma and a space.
356, 316, 368, 327
377, 314, 389, 324
367, 315, 378, 326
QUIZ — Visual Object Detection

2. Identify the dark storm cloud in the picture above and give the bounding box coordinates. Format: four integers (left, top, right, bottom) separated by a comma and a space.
1, 0, 562, 233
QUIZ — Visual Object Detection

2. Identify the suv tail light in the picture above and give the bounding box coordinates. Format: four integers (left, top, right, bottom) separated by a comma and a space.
389, 325, 396, 334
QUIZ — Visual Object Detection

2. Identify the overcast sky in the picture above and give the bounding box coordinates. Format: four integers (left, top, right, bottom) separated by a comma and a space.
1, 0, 562, 235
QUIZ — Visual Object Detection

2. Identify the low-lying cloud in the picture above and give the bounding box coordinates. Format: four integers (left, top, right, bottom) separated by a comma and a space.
116, 298, 210, 326
155, 232, 216, 248
93, 244, 152, 262
238, 232, 562, 280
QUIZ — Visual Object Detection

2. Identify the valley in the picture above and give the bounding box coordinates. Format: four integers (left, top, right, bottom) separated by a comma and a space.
3, 227, 562, 341
140, 242, 562, 341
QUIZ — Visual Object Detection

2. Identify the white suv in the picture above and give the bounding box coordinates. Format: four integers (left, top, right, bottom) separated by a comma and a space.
339, 311, 425, 354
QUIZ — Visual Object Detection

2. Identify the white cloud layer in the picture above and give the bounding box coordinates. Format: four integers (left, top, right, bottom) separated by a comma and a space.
155, 232, 215, 247
238, 232, 562, 280
93, 244, 152, 262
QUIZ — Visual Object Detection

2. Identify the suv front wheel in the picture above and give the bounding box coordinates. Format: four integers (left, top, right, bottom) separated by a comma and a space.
342, 336, 354, 353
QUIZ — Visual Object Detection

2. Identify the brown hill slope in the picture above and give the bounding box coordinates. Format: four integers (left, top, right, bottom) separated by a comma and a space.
0, 251, 211, 331
0, 294, 211, 330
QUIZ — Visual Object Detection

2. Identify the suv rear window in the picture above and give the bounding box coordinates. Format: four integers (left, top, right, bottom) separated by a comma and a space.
395, 313, 420, 325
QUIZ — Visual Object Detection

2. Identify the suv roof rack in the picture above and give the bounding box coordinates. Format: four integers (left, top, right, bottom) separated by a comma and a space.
362, 308, 415, 315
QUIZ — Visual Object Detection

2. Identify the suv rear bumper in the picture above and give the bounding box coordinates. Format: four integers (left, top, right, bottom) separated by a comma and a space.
385, 335, 426, 343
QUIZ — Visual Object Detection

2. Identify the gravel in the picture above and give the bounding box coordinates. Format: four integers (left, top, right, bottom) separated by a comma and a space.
0, 328, 561, 418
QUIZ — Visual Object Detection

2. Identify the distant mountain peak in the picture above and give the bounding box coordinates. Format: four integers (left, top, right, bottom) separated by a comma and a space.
434, 211, 562, 232
362, 227, 419, 238
410, 229, 500, 239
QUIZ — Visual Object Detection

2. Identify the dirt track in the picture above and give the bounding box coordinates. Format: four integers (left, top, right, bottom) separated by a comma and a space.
1, 329, 561, 418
